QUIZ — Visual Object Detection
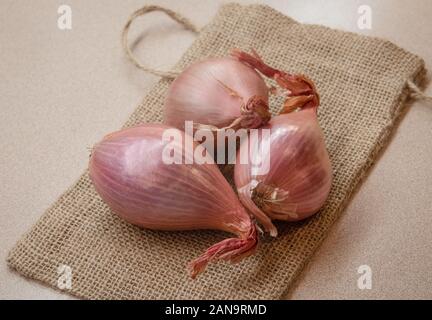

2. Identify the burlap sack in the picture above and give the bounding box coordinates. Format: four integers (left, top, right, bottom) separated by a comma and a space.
7, 3, 426, 299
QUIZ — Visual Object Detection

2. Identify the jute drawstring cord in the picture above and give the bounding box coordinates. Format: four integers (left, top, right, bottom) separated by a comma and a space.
407, 80, 432, 103
122, 5, 200, 79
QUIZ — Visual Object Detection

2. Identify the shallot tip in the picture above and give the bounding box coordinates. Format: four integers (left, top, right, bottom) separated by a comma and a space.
188, 224, 258, 279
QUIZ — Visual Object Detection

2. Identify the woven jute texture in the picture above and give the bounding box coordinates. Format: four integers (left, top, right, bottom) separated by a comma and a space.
7, 3, 426, 299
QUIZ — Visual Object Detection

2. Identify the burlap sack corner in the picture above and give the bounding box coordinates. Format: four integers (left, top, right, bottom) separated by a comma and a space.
7, 3, 426, 299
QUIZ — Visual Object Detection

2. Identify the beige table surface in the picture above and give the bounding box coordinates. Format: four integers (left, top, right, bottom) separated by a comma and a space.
1, 0, 431, 300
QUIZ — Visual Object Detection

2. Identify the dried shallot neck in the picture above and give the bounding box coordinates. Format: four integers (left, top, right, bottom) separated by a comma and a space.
213, 79, 272, 130
231, 49, 320, 114
240, 95, 272, 128
188, 222, 258, 279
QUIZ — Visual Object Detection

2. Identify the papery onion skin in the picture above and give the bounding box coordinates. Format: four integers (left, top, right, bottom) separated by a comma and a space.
163, 57, 270, 131
89, 124, 258, 278
234, 109, 332, 236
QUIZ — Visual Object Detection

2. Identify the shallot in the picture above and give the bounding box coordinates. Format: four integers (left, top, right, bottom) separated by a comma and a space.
233, 50, 332, 236
89, 124, 258, 278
